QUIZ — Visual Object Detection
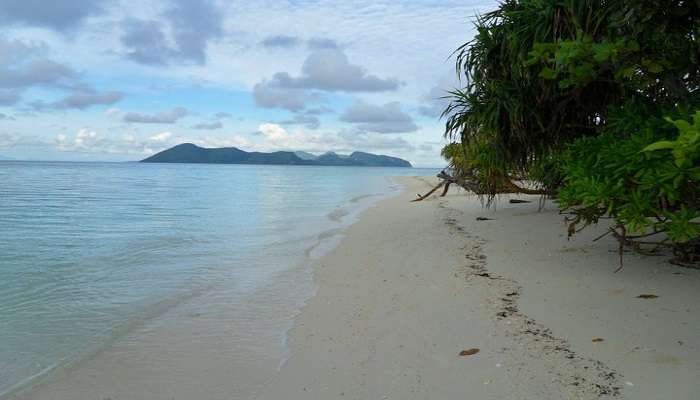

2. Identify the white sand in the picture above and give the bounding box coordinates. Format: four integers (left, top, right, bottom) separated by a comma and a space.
253, 176, 700, 399
12, 176, 700, 399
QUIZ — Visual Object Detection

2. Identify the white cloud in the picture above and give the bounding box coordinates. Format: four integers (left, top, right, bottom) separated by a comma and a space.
149, 131, 172, 142
258, 123, 289, 141
105, 107, 121, 116
252, 123, 413, 155
55, 128, 178, 155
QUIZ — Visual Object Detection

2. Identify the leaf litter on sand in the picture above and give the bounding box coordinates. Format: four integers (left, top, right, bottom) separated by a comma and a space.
637, 294, 659, 299
459, 348, 480, 356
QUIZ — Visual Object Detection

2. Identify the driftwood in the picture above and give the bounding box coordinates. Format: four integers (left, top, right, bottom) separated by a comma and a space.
412, 169, 547, 202
410, 170, 467, 202
410, 180, 446, 202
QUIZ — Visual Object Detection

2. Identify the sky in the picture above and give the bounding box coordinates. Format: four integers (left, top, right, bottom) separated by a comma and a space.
0, 0, 495, 167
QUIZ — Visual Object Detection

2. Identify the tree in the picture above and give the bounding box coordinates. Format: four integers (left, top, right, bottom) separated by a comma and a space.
440, 0, 700, 265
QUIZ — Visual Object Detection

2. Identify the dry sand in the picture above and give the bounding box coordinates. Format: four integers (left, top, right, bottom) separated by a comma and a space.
253, 176, 700, 400
13, 176, 700, 399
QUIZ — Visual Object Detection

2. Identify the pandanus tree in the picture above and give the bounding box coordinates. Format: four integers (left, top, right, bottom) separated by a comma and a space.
427, 0, 700, 265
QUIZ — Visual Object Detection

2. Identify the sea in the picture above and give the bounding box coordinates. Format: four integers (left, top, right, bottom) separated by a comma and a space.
0, 161, 437, 397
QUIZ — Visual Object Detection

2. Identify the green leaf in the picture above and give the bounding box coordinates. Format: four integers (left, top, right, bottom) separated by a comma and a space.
643, 141, 675, 152
539, 67, 557, 79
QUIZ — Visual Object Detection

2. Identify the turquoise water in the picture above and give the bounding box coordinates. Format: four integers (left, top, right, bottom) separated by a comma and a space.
0, 161, 436, 396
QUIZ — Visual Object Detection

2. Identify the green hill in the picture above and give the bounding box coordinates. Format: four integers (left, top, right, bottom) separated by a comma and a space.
141, 143, 411, 167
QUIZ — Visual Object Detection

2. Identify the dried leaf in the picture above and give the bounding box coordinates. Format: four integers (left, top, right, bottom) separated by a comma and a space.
637, 294, 659, 299
459, 348, 480, 356
592, 337, 604, 342
509, 199, 531, 204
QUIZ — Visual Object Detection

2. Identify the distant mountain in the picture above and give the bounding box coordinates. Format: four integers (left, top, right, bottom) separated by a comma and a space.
293, 151, 318, 161
141, 143, 412, 167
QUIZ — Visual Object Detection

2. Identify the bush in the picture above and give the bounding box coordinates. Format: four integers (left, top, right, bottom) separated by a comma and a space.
558, 107, 700, 262
441, 0, 700, 265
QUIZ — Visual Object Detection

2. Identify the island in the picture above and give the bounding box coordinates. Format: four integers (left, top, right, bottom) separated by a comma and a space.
140, 143, 412, 167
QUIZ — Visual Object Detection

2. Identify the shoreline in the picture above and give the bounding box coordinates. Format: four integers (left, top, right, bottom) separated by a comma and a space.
254, 176, 700, 399
11, 176, 699, 399
6, 176, 405, 400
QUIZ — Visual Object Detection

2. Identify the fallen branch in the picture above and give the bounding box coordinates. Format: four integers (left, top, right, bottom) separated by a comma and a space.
411, 180, 446, 202
412, 169, 548, 202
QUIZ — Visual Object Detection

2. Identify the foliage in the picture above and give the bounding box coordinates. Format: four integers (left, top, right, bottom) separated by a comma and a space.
442, 141, 510, 196
559, 109, 700, 246
442, 0, 700, 262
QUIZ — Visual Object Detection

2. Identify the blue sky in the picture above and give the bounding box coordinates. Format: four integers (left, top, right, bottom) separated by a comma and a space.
0, 0, 495, 166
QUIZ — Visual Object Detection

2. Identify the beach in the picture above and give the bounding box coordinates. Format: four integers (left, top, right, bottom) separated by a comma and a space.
254, 176, 700, 399
13, 176, 700, 399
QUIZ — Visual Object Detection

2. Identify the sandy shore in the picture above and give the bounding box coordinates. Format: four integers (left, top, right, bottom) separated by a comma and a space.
253, 176, 700, 399
12, 176, 699, 399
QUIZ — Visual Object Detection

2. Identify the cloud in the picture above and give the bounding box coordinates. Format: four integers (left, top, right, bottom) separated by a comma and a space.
418, 79, 455, 118
340, 101, 418, 133
120, 0, 223, 65
279, 113, 320, 130
0, 0, 108, 31
166, 0, 223, 64
253, 49, 397, 113
123, 107, 188, 124
307, 38, 339, 49
0, 89, 21, 105
305, 106, 333, 115
0, 132, 51, 148
149, 131, 172, 142
54, 129, 181, 155
337, 129, 415, 153
192, 121, 223, 130
193, 135, 252, 150
276, 106, 332, 130
253, 81, 317, 112
56, 90, 123, 109
215, 112, 231, 118
252, 123, 414, 155
0, 59, 75, 89
257, 123, 290, 141
260, 36, 339, 50
260, 35, 301, 48
105, 107, 121, 117
0, 37, 77, 105
0, 37, 118, 112
31, 89, 123, 110
56, 129, 100, 152
121, 19, 174, 65
268, 49, 399, 92
0, 37, 47, 63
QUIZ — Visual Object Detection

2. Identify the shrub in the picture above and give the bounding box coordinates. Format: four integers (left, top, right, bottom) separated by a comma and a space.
558, 108, 700, 263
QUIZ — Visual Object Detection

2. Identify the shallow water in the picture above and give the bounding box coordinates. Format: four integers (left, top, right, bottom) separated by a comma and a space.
0, 161, 436, 396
